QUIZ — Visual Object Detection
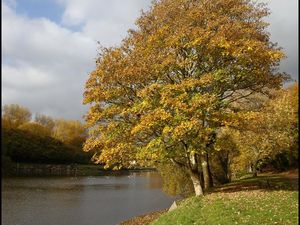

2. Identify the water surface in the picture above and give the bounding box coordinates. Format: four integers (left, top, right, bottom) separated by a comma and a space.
2, 172, 175, 225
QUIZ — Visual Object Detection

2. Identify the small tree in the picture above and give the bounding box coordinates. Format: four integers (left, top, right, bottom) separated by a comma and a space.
212, 127, 239, 183
232, 84, 298, 177
2, 104, 32, 128
53, 119, 86, 145
35, 113, 55, 132
19, 122, 52, 137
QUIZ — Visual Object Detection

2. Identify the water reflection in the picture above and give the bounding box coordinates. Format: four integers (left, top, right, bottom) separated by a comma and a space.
2, 172, 175, 225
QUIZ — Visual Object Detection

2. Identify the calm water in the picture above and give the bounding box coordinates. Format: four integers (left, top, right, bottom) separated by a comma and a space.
2, 172, 176, 225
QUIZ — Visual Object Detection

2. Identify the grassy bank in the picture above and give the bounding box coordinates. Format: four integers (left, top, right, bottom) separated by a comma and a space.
152, 172, 298, 225
152, 190, 297, 225
122, 171, 298, 225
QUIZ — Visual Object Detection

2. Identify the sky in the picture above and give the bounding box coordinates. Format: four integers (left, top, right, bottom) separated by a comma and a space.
2, 0, 298, 121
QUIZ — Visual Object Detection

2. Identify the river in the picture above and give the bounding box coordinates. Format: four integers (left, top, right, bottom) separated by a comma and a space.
2, 171, 176, 225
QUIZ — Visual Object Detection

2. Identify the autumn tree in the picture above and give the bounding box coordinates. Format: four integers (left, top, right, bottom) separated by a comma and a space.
232, 83, 298, 176
84, 0, 287, 196
267, 83, 298, 149
211, 127, 239, 183
2, 104, 32, 128
35, 113, 55, 132
52, 119, 93, 164
53, 119, 86, 146
19, 122, 52, 137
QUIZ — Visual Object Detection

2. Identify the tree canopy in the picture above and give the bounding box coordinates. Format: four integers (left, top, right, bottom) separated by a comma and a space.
2, 104, 32, 128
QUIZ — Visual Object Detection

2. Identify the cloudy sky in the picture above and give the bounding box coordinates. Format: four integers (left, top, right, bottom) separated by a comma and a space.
2, 0, 298, 120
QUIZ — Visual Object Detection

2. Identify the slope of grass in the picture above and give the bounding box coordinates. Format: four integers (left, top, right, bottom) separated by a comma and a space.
151, 174, 298, 225
151, 190, 298, 225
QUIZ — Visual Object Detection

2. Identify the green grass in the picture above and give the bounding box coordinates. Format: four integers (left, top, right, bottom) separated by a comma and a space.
151, 175, 298, 225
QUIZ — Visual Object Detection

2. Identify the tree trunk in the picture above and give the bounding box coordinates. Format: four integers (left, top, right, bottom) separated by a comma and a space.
189, 153, 204, 196
227, 156, 232, 182
189, 170, 203, 196
222, 152, 231, 183
199, 169, 204, 188
206, 153, 214, 187
227, 170, 232, 182
248, 164, 253, 173
201, 154, 210, 190
252, 164, 258, 177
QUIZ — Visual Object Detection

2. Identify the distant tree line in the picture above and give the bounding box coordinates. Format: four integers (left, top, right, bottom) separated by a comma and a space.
2, 104, 94, 168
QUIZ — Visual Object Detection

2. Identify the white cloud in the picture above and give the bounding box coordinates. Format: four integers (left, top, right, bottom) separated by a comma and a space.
2, 0, 152, 120
2, 0, 16, 8
2, 64, 55, 89
2, 3, 95, 70
57, 0, 151, 46
2, 2, 97, 119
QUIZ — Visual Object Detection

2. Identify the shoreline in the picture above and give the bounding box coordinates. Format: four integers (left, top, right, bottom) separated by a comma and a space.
119, 209, 168, 225
2, 162, 156, 177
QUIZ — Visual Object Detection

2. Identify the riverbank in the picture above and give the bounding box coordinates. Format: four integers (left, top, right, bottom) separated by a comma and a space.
2, 162, 156, 177
121, 170, 299, 225
120, 210, 167, 225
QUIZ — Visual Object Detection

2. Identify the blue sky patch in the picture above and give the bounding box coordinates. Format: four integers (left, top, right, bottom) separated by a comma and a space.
15, 0, 64, 24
